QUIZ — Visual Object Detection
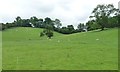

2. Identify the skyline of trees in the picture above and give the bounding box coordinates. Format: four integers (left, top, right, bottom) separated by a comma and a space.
0, 4, 119, 34
89, 4, 119, 30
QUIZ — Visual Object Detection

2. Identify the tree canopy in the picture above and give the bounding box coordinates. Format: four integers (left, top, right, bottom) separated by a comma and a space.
90, 4, 119, 30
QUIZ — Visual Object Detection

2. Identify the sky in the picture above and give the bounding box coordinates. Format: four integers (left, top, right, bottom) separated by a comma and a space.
0, 0, 119, 28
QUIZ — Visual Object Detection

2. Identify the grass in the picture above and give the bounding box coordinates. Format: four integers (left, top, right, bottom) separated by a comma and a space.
2, 27, 118, 70
0, 31, 2, 71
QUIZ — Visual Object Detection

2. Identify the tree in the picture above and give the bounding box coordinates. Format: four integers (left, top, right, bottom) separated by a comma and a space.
30, 16, 39, 27
0, 23, 2, 31
86, 20, 101, 31
67, 25, 75, 33
90, 4, 118, 30
44, 17, 54, 29
77, 23, 85, 32
40, 32, 45, 37
60, 27, 70, 34
21, 19, 31, 27
15, 16, 22, 26
15, 16, 31, 27
40, 28, 53, 39
40, 18, 54, 39
118, 14, 120, 27
45, 30, 53, 39
45, 25, 54, 39
107, 16, 118, 28
54, 19, 62, 29
6, 23, 12, 28
38, 18, 44, 28
16, 16, 21, 22
44, 17, 53, 25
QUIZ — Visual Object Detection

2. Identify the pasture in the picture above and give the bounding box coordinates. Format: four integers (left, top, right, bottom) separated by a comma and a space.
2, 27, 118, 70
0, 31, 2, 71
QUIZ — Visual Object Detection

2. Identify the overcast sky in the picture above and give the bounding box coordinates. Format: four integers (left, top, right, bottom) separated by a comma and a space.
0, 0, 119, 27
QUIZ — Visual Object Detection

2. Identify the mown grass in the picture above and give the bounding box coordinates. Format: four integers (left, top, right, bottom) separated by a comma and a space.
2, 27, 118, 70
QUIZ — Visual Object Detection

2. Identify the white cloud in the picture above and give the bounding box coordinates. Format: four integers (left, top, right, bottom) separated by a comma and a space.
0, 0, 119, 28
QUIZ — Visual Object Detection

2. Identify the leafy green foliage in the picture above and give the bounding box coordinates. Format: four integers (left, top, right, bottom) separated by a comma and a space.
67, 25, 75, 33
40, 29, 54, 39
0, 24, 2, 31
45, 30, 53, 39
54, 19, 62, 29
40, 18, 54, 39
77, 23, 85, 32
86, 20, 101, 31
0, 23, 6, 31
40, 32, 45, 37
60, 27, 70, 34
90, 4, 118, 30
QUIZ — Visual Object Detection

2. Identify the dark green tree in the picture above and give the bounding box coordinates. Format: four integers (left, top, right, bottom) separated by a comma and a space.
0, 23, 3, 31
40, 18, 54, 39
40, 32, 45, 37
54, 19, 62, 29
38, 18, 44, 28
67, 25, 75, 33
60, 27, 70, 34
44, 17, 54, 29
30, 16, 39, 27
107, 16, 118, 28
86, 20, 101, 31
77, 23, 85, 32
118, 14, 120, 27
45, 25, 54, 39
15, 16, 22, 26
21, 19, 31, 27
90, 4, 118, 30
45, 30, 53, 39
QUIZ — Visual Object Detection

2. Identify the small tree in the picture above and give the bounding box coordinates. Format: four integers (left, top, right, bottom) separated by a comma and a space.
40, 32, 45, 37
46, 30, 53, 39
40, 29, 53, 39
40, 24, 54, 39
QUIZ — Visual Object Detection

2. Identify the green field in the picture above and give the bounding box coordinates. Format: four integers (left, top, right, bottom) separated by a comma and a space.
0, 31, 2, 71
2, 27, 118, 70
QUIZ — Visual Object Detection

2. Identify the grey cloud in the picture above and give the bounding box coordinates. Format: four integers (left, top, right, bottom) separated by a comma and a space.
38, 5, 55, 13
0, 0, 119, 26
56, 0, 73, 11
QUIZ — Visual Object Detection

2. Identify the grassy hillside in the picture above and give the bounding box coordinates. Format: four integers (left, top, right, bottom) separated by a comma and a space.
2, 27, 118, 70
0, 31, 2, 71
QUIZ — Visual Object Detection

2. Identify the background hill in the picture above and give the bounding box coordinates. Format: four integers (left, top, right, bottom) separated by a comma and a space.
2, 27, 118, 70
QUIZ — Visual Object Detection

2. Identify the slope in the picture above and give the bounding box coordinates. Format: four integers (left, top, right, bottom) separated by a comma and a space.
2, 27, 118, 70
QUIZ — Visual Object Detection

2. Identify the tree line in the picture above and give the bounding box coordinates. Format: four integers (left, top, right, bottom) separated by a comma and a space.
0, 4, 119, 38
86, 4, 119, 31
0, 16, 87, 33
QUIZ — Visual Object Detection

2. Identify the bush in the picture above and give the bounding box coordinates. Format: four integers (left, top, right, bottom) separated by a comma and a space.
46, 31, 53, 39
40, 32, 45, 37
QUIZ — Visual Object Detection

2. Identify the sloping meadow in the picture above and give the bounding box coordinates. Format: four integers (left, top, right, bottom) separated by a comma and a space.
2, 27, 118, 70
